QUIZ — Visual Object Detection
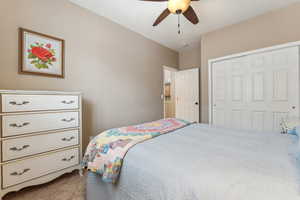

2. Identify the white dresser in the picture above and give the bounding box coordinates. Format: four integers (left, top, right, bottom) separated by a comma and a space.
0, 90, 82, 199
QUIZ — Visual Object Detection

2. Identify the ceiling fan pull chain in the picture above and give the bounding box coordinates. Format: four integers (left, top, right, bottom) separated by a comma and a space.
178, 14, 181, 34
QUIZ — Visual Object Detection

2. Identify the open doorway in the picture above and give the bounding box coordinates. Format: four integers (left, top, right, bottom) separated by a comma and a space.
163, 66, 200, 122
163, 66, 177, 118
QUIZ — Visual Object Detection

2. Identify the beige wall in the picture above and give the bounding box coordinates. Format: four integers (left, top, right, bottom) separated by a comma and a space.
179, 44, 201, 70
201, 3, 300, 123
0, 0, 178, 147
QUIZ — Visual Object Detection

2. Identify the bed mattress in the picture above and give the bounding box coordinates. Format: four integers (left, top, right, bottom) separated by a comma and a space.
86, 123, 300, 200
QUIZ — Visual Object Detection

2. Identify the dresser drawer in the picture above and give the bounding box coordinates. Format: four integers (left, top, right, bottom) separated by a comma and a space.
2, 148, 79, 188
2, 112, 79, 137
2, 130, 79, 161
1, 94, 79, 113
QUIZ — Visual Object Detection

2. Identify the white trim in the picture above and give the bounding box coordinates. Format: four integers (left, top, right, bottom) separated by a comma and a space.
208, 40, 300, 124
209, 40, 300, 63
163, 66, 178, 72
208, 61, 213, 124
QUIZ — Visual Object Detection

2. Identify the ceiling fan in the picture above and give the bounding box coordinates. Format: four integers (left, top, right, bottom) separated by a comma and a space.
140, 0, 199, 32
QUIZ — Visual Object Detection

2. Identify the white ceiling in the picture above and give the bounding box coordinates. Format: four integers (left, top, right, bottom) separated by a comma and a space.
69, 0, 300, 52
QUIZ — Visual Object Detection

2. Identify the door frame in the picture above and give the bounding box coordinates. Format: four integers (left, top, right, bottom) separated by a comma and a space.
163, 66, 178, 118
208, 41, 300, 124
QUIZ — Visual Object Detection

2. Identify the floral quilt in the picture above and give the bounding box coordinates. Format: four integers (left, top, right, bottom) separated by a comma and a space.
82, 118, 191, 183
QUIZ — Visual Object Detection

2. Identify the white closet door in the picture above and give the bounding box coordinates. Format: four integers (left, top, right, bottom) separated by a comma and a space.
211, 47, 299, 131
213, 57, 249, 129
175, 68, 199, 122
247, 47, 299, 131
212, 60, 228, 127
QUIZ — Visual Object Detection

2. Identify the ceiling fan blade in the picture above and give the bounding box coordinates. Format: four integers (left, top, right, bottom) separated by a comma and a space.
183, 6, 199, 24
153, 9, 170, 26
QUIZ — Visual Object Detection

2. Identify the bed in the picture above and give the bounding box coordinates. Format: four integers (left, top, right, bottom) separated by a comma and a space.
85, 122, 300, 200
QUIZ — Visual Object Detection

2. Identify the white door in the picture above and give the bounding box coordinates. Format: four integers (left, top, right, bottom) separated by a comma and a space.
175, 68, 199, 122
211, 47, 299, 131
212, 57, 249, 129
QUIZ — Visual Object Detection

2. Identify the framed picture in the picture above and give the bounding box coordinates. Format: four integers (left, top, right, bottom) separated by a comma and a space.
19, 28, 65, 78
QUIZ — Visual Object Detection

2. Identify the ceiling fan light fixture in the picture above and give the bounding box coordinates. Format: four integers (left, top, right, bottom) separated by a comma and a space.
168, 0, 191, 14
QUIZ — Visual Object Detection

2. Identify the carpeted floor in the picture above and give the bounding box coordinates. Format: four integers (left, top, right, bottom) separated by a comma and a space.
3, 171, 85, 200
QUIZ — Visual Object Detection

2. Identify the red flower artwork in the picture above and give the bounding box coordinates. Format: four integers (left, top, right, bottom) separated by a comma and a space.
27, 43, 56, 69
31, 47, 53, 61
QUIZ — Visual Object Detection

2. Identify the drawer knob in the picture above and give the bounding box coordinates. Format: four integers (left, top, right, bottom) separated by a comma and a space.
61, 118, 75, 123
10, 145, 30, 151
62, 136, 75, 142
62, 155, 75, 162
9, 122, 30, 128
10, 168, 30, 176
61, 100, 74, 104
9, 101, 30, 106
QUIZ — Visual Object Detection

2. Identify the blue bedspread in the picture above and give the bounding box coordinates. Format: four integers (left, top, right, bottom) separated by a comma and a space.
87, 123, 300, 200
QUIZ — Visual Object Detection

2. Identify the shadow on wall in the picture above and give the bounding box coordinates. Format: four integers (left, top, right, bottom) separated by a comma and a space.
82, 98, 93, 150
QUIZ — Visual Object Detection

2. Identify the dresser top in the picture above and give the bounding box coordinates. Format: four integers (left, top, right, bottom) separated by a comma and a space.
0, 90, 82, 95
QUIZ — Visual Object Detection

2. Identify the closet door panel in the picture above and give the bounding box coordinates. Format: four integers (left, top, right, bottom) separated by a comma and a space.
248, 47, 299, 131
212, 60, 228, 127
